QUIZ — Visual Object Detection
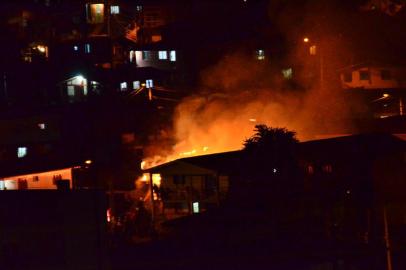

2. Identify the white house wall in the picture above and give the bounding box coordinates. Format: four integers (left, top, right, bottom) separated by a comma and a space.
0, 167, 72, 190
341, 67, 406, 90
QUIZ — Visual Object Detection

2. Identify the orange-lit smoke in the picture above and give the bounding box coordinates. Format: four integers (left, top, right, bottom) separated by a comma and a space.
142, 49, 359, 169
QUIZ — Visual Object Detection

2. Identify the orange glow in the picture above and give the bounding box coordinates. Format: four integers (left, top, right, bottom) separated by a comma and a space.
85, 159, 92, 165
303, 37, 309, 43
152, 174, 161, 187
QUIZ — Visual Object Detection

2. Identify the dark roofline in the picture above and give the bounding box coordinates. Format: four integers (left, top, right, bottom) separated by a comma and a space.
145, 133, 406, 172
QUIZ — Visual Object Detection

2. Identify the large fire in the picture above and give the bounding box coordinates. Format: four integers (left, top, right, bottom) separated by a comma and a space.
141, 50, 358, 170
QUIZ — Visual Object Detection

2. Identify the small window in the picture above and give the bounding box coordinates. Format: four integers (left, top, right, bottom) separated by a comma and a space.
136, 5, 143, 11
173, 175, 185, 185
381, 70, 391, 80
85, 43, 91, 53
307, 165, 314, 175
142, 51, 150, 60
158, 51, 167, 60
359, 70, 370, 80
309, 45, 317, 55
343, 72, 352, 82
282, 68, 293, 79
17, 147, 27, 158
322, 164, 332, 173
146, 79, 153, 88
110, 5, 120, 14
170, 50, 176, 62
33, 176, 39, 182
120, 82, 128, 91
38, 123, 46, 130
129, 50, 136, 63
192, 202, 199, 213
256, 49, 265, 60
73, 45, 79, 51
67, 85, 75, 96
133, 81, 140, 90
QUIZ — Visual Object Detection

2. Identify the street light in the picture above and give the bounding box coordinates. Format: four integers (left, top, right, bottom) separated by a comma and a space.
303, 37, 324, 91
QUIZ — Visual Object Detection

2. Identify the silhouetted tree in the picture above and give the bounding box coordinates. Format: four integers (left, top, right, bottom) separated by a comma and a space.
230, 125, 301, 214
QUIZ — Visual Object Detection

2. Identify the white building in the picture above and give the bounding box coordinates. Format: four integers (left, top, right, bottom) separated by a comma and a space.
0, 167, 72, 190
340, 65, 406, 90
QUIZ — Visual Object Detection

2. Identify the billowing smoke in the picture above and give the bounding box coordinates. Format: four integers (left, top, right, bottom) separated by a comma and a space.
142, 1, 369, 168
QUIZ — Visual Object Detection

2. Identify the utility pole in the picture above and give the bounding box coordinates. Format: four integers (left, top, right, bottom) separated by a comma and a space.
383, 206, 393, 270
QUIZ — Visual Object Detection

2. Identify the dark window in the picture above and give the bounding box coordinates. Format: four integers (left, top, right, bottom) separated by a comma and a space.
142, 51, 151, 60
381, 70, 391, 80
343, 72, 352, 82
359, 70, 370, 80
173, 175, 185, 185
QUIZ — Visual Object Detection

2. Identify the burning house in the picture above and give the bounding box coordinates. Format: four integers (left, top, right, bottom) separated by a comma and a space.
144, 133, 406, 238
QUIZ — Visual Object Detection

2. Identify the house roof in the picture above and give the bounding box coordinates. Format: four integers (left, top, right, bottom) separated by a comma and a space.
144, 150, 242, 175
145, 133, 406, 174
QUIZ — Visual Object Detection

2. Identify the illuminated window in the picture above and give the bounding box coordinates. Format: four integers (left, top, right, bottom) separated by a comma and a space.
136, 5, 143, 11
322, 164, 332, 173
381, 70, 391, 80
343, 72, 352, 82
73, 45, 79, 51
85, 43, 91, 53
158, 51, 167, 60
17, 147, 27, 158
133, 81, 140, 90
307, 165, 314, 175
120, 82, 128, 91
192, 202, 200, 213
110, 5, 120, 14
67, 86, 75, 96
309, 45, 317, 55
86, 3, 105, 24
282, 68, 293, 79
129, 50, 136, 63
170, 50, 176, 62
38, 123, 46, 130
359, 70, 370, 80
256, 49, 265, 60
146, 79, 153, 88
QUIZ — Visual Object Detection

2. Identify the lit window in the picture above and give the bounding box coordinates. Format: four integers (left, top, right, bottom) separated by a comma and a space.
120, 82, 128, 91
110, 5, 120, 14
133, 81, 140, 90
282, 68, 293, 79
158, 51, 168, 60
17, 147, 27, 158
129, 50, 136, 63
38, 123, 46, 130
85, 43, 91, 53
307, 165, 314, 174
170, 50, 176, 62
73, 45, 79, 51
192, 202, 200, 213
146, 79, 153, 88
67, 86, 75, 96
309, 45, 317, 55
256, 49, 265, 60
322, 164, 332, 173
86, 3, 105, 24
136, 5, 143, 11
381, 70, 391, 80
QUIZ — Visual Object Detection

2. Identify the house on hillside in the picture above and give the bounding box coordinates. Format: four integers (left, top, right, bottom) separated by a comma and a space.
144, 134, 406, 241
143, 151, 241, 217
